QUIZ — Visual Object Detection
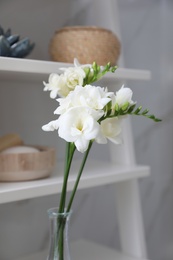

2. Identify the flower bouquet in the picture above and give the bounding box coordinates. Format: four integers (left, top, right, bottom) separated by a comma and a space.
42, 59, 161, 260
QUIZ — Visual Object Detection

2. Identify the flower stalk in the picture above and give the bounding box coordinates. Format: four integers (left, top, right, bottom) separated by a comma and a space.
67, 140, 93, 213
42, 58, 161, 260
56, 140, 93, 260
59, 143, 76, 214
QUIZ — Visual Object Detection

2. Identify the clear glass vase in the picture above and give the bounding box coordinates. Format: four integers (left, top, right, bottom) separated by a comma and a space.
47, 207, 72, 260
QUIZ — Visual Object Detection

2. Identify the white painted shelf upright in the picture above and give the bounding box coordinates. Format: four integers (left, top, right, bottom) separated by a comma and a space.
0, 57, 151, 260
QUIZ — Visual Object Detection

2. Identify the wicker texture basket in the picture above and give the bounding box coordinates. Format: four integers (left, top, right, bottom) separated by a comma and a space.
49, 26, 121, 66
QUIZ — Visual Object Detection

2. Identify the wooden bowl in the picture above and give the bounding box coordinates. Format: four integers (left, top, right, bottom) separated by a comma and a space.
0, 146, 56, 182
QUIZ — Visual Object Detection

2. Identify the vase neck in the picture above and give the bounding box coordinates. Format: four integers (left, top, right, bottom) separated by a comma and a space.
47, 208, 72, 260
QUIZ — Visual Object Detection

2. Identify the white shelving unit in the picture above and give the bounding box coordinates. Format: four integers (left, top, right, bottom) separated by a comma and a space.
0, 56, 151, 82
0, 159, 150, 204
0, 56, 151, 260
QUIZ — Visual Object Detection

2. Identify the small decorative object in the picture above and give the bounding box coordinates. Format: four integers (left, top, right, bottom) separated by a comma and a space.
49, 26, 121, 66
0, 133, 24, 153
42, 58, 161, 260
0, 145, 55, 181
0, 25, 35, 58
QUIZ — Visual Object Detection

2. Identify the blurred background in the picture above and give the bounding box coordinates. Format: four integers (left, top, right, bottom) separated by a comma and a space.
0, 0, 172, 259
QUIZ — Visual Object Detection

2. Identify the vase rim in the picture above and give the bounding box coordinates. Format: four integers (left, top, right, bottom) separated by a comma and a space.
47, 207, 72, 217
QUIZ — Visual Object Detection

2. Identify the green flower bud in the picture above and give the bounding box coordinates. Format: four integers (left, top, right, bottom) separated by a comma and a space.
121, 102, 129, 111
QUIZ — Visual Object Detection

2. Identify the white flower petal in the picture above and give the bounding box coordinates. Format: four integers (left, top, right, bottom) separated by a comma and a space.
71, 127, 82, 137
56, 107, 101, 152
42, 120, 59, 131
75, 138, 89, 153
95, 134, 107, 144
50, 89, 59, 99
96, 117, 122, 145
59, 64, 86, 93
56, 84, 113, 114
58, 127, 76, 142
74, 58, 80, 67
115, 85, 135, 107
43, 73, 71, 98
82, 117, 100, 140
108, 136, 122, 145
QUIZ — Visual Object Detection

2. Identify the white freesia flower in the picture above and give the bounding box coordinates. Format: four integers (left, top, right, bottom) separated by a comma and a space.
54, 84, 113, 115
43, 59, 86, 98
41, 58, 159, 225
60, 61, 86, 90
57, 107, 103, 153
115, 85, 135, 107
43, 73, 69, 98
96, 117, 122, 144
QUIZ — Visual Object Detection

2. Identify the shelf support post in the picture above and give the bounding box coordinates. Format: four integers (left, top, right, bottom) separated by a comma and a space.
114, 179, 147, 258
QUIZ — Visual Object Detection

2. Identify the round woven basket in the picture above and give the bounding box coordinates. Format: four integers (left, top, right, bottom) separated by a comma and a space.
49, 26, 121, 66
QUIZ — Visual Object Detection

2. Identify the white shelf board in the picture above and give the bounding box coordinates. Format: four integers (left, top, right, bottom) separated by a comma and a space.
0, 160, 150, 204
71, 240, 150, 260
16, 239, 149, 260
0, 57, 151, 82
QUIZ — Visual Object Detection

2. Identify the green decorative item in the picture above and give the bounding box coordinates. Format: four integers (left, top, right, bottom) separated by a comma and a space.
0, 25, 35, 58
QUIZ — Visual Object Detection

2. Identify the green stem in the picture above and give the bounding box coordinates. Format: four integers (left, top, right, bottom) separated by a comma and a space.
57, 141, 93, 259
67, 141, 93, 212
57, 220, 65, 260
59, 142, 76, 213
65, 142, 70, 170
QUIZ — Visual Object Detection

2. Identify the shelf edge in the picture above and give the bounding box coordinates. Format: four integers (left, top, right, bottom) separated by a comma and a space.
0, 57, 151, 81
0, 163, 150, 204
